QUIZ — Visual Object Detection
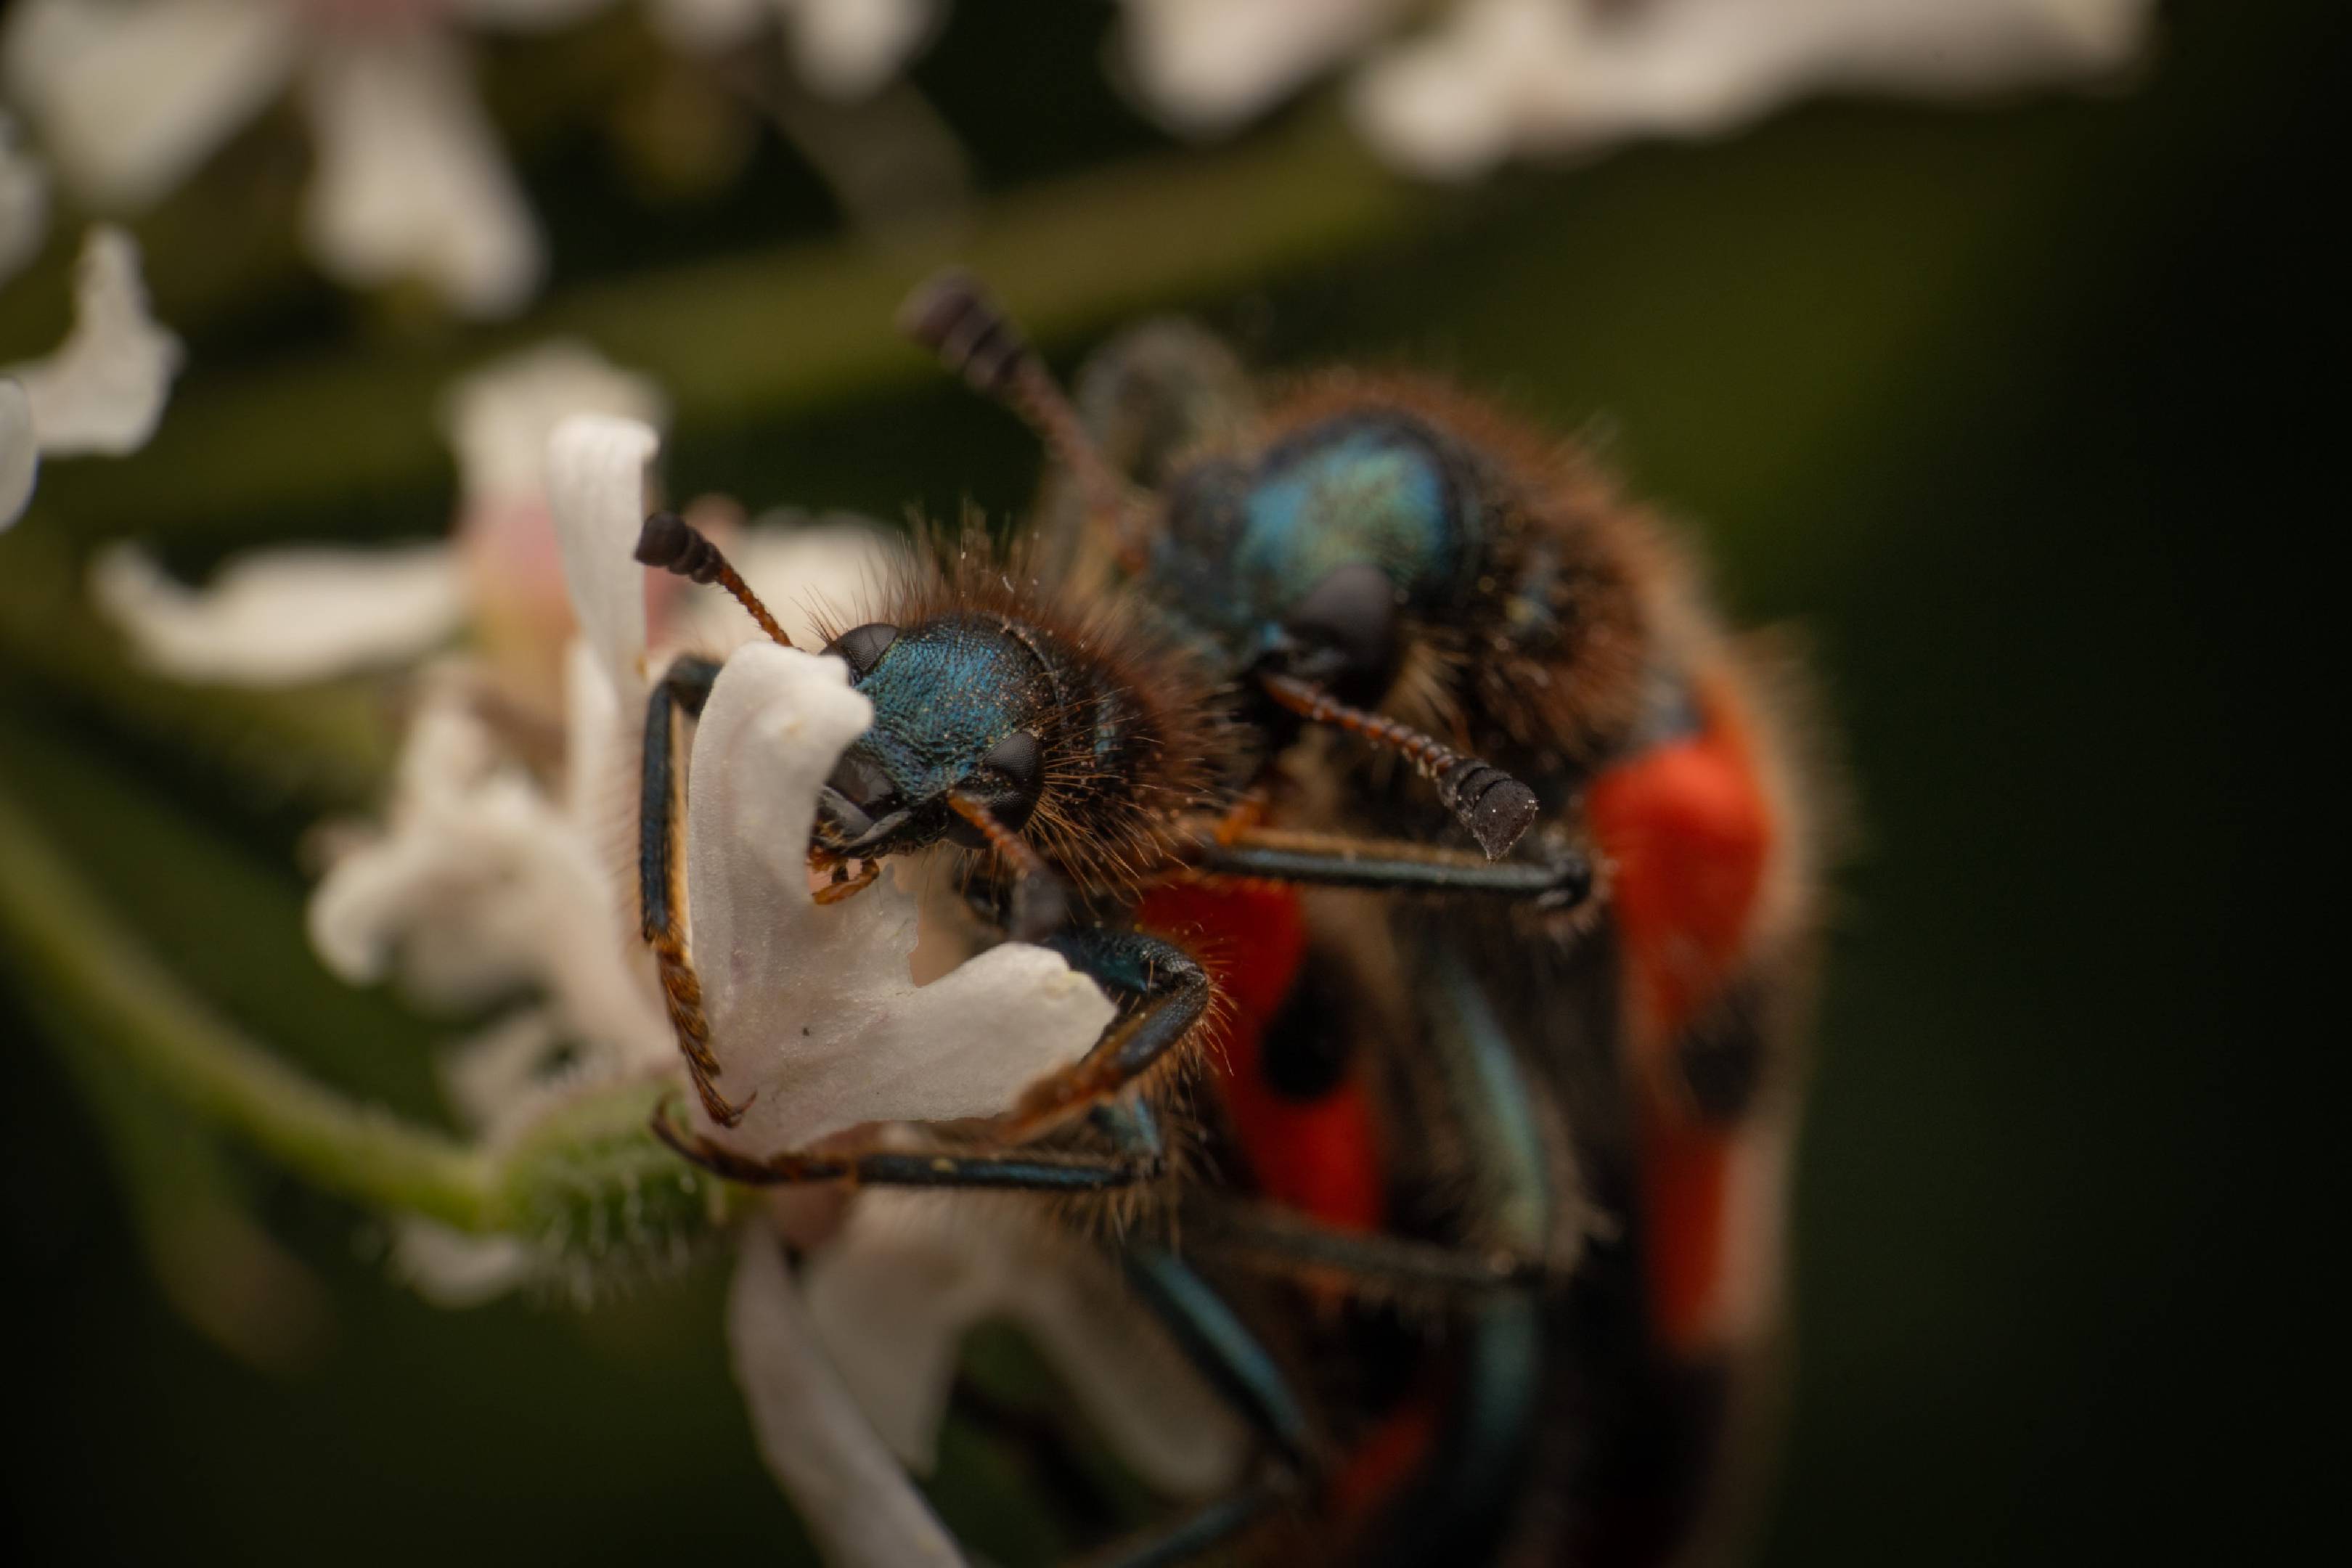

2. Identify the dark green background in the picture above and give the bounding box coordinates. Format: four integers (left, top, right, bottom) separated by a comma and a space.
1, 4, 2323, 1561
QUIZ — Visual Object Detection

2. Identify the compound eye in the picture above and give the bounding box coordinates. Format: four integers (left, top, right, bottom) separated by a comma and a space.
979, 730, 1045, 833
1284, 561, 1400, 697
827, 622, 900, 679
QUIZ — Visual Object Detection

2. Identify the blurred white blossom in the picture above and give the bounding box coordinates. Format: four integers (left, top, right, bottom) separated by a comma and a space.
92, 338, 662, 691
0, 0, 603, 315
1122, 0, 2153, 176
649, 0, 943, 99
2, 223, 181, 530
805, 1192, 1249, 1498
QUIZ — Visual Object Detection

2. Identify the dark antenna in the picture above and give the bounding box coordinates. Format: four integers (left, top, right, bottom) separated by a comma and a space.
1259, 672, 1539, 860
948, 792, 1070, 941
636, 511, 794, 648
899, 269, 1146, 569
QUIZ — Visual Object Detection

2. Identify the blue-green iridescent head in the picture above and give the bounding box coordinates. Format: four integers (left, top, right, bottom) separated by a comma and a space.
813, 614, 1055, 858
1146, 410, 1482, 703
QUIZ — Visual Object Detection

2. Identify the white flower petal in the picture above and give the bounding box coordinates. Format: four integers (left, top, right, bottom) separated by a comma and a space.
396, 1219, 534, 1307
806, 1193, 1249, 1495
89, 539, 466, 685
1121, 0, 1402, 136
299, 30, 543, 318
1354, 0, 2155, 179
0, 380, 36, 530
728, 1229, 965, 1568
436, 1007, 569, 1134
547, 413, 659, 701
780, 0, 939, 101
441, 340, 667, 507
0, 113, 50, 287
4, 225, 181, 456
308, 682, 673, 1077
685, 643, 1112, 1150
1, 0, 295, 211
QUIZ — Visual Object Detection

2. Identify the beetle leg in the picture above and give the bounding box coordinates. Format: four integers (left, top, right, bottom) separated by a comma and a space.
637, 654, 746, 1126
1190, 825, 1593, 912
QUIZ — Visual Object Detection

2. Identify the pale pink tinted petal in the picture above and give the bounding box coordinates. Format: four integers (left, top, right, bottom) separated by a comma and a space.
89, 540, 465, 685
727, 1230, 965, 1568
684, 645, 1111, 1151
4, 226, 181, 456
299, 30, 543, 317
0, 380, 35, 529
2, 0, 295, 210
805, 1194, 1249, 1495
440, 339, 666, 507
546, 414, 659, 699
1122, 0, 1401, 135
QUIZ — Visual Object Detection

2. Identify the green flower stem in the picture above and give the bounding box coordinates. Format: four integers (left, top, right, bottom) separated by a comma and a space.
0, 769, 497, 1230
39, 117, 1413, 541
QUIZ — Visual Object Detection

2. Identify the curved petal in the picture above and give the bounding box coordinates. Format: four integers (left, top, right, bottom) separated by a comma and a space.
89, 539, 465, 685
805, 1193, 1249, 1495
685, 643, 1112, 1150
395, 1220, 534, 1308
0, 113, 49, 287
4, 225, 181, 456
547, 413, 659, 701
728, 1230, 964, 1568
1, 0, 295, 211
0, 379, 36, 530
441, 339, 667, 506
298, 29, 543, 318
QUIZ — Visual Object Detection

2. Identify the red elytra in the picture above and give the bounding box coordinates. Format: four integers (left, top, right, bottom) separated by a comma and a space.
1586, 687, 1776, 1357
1135, 878, 1387, 1233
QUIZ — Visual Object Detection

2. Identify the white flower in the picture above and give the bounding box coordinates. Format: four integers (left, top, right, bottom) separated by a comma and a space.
731, 1228, 965, 1568
2, 223, 181, 530
648, 0, 944, 100
804, 1192, 1249, 1498
1120, 0, 1403, 136
91, 338, 661, 690
1120, 0, 2153, 176
0, 0, 605, 315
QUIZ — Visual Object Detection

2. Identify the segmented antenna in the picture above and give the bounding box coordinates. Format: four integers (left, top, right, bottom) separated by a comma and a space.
1260, 672, 1540, 860
635, 511, 793, 648
899, 269, 1144, 568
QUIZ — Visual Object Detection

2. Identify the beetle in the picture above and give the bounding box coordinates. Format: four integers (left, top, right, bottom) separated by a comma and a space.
896, 271, 1831, 1564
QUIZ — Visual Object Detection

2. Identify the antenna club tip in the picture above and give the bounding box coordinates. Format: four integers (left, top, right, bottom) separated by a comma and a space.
635, 510, 691, 568
898, 266, 989, 345
1440, 761, 1540, 859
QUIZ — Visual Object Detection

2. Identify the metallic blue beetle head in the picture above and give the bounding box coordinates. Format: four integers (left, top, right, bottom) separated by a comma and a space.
812, 614, 1051, 858
1148, 412, 1479, 705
